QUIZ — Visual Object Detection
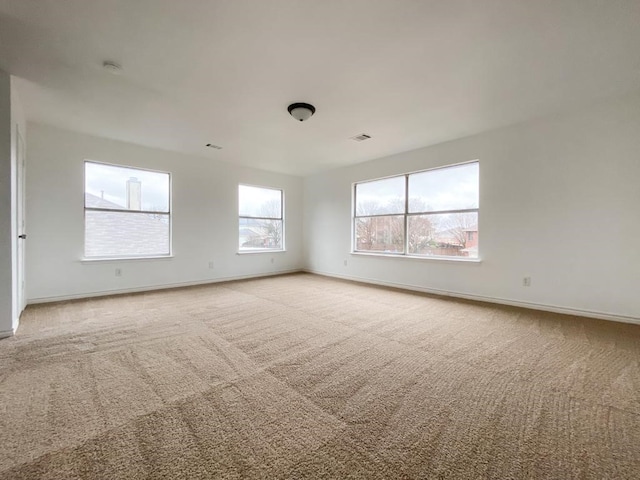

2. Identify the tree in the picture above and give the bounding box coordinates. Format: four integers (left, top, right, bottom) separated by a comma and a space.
354, 200, 404, 252
259, 199, 283, 248
355, 200, 380, 250
407, 215, 434, 254
440, 212, 477, 248
354, 197, 436, 253
405, 198, 435, 254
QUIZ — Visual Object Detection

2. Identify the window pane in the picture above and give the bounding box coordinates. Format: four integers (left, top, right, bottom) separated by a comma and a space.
408, 162, 478, 213
355, 215, 404, 253
407, 212, 478, 258
355, 176, 405, 216
239, 185, 282, 218
85, 162, 169, 212
85, 211, 170, 257
239, 218, 283, 250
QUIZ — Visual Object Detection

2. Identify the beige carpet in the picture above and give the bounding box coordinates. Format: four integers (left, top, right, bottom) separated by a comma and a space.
1, 273, 639, 479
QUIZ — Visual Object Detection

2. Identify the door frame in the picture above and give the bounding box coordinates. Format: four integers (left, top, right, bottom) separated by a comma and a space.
16, 125, 26, 315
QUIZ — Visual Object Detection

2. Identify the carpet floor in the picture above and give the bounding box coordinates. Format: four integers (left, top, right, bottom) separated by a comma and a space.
1, 273, 639, 479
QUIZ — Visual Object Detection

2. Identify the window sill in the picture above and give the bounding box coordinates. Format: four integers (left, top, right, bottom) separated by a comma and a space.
236, 250, 286, 255
350, 251, 482, 263
81, 255, 174, 263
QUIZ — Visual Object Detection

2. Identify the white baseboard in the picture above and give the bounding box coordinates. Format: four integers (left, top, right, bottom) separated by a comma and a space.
27, 269, 303, 305
25, 268, 640, 326
0, 329, 14, 339
304, 269, 640, 326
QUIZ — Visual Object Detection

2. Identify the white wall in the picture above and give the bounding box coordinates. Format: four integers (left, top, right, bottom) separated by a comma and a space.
304, 91, 640, 322
23, 90, 640, 322
26, 123, 304, 302
0, 70, 12, 336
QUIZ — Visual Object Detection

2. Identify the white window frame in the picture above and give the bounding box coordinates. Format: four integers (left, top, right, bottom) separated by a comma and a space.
352, 161, 479, 260
83, 160, 172, 260
238, 184, 285, 253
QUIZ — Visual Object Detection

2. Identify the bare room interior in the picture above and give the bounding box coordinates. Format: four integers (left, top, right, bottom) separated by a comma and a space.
1, 1, 639, 478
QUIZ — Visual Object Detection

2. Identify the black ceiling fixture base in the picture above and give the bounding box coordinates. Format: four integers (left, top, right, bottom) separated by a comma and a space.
287, 103, 316, 121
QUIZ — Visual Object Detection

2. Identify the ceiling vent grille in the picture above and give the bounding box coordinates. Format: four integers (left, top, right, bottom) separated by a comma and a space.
205, 143, 222, 150
351, 134, 371, 142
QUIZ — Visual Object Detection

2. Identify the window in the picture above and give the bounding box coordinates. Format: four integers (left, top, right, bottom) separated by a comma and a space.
354, 176, 406, 254
84, 161, 170, 258
354, 161, 479, 259
239, 184, 284, 251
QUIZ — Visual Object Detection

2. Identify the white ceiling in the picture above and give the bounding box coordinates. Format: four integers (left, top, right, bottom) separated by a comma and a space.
1, 0, 639, 176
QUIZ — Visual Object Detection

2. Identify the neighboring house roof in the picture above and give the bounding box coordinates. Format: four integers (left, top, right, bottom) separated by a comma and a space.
84, 193, 169, 257
239, 227, 264, 237
85, 193, 123, 209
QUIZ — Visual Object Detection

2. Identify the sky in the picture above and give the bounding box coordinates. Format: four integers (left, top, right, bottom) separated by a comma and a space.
356, 162, 479, 215
85, 163, 282, 217
86, 161, 475, 219
239, 185, 282, 218
85, 162, 170, 211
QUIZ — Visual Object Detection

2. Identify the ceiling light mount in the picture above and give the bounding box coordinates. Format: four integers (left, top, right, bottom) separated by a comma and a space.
288, 102, 316, 122
102, 61, 122, 74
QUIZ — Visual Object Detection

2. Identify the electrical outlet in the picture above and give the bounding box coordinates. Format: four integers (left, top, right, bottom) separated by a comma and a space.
523, 276, 531, 287
208, 261, 214, 269
343, 259, 348, 267
270, 257, 275, 264
115, 268, 122, 277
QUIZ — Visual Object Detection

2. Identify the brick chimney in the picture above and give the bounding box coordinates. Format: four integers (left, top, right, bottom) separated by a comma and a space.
126, 177, 142, 210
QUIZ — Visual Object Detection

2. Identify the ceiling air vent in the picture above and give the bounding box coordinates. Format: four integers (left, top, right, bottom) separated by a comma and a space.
205, 143, 222, 150
351, 133, 371, 142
